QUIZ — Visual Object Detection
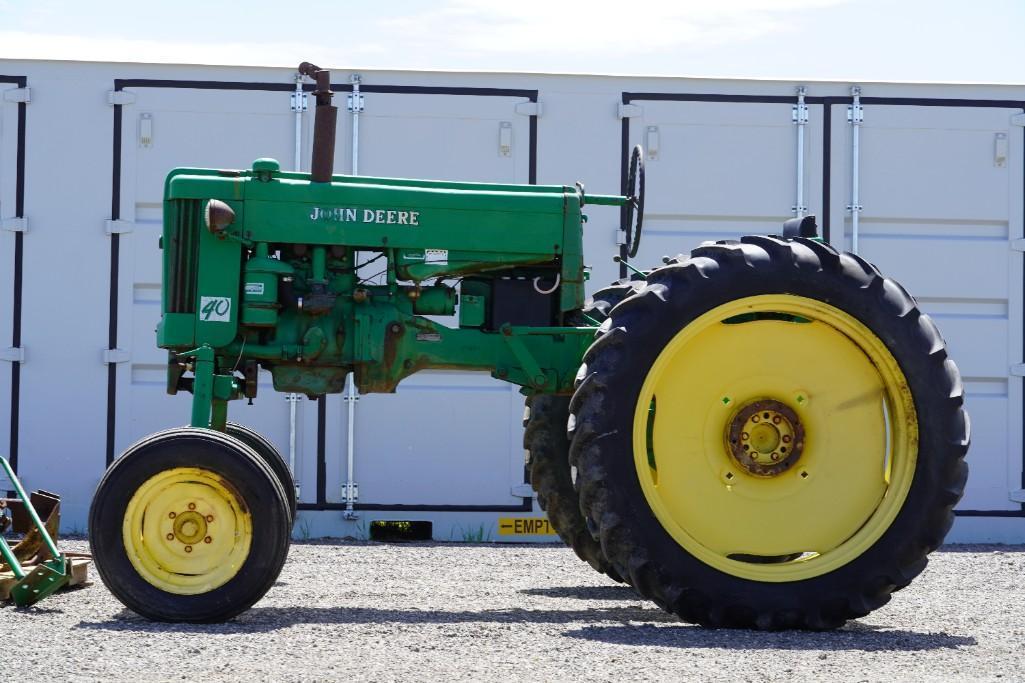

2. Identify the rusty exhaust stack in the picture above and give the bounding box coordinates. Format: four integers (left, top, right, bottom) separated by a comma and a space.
299, 62, 336, 183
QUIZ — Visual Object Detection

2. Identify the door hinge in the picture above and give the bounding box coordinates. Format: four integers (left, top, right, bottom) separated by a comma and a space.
1, 217, 27, 233
1009, 363, 1025, 376
290, 90, 308, 113
614, 226, 627, 245
105, 219, 134, 235
618, 103, 643, 119
342, 481, 359, 502
108, 90, 136, 106
514, 101, 542, 117
1010, 239, 1025, 252
510, 483, 535, 499
1011, 113, 1025, 128
2, 87, 30, 104
0, 347, 24, 363
103, 348, 130, 364
1009, 489, 1025, 502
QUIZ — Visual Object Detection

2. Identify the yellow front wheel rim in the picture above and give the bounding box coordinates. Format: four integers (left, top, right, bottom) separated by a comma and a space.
633, 294, 918, 582
123, 467, 253, 595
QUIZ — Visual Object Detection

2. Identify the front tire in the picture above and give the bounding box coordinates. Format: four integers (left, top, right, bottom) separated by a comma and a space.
570, 236, 969, 629
89, 428, 292, 622
225, 421, 297, 526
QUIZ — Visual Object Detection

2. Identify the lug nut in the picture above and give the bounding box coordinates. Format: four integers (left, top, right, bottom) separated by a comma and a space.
782, 435, 791, 443
168, 512, 176, 519
772, 416, 781, 424
184, 545, 193, 553
206, 515, 214, 523
771, 452, 780, 461
188, 503, 196, 511
752, 416, 760, 423
166, 533, 175, 541
204, 537, 212, 544
741, 432, 749, 440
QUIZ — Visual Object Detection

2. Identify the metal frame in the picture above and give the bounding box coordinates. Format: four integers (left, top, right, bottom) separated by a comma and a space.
108, 76, 539, 514
1, 75, 26, 475
618, 89, 1025, 518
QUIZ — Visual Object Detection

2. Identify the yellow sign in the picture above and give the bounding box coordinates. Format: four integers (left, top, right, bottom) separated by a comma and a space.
498, 517, 558, 536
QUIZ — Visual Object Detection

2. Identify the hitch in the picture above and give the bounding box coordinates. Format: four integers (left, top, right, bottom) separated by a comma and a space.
0, 457, 89, 606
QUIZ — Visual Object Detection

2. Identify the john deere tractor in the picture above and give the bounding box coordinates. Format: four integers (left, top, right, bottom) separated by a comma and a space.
88, 63, 968, 628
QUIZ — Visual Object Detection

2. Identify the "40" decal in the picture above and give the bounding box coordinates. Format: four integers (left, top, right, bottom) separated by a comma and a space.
199, 296, 231, 322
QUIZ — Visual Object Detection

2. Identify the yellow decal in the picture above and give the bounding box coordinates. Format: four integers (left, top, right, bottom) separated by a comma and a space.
498, 517, 557, 536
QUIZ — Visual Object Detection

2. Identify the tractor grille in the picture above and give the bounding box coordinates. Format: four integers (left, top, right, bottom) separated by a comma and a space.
167, 199, 201, 314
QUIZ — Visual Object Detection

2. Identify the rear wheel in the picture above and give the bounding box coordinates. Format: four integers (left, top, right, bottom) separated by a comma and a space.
524, 395, 621, 582
89, 428, 292, 622
570, 236, 969, 629
523, 280, 643, 583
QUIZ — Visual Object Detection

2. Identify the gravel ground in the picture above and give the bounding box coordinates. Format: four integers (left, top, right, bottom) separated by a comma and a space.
2, 541, 1024, 682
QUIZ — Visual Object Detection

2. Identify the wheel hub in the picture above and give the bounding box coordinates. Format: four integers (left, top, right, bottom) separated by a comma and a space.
727, 399, 804, 476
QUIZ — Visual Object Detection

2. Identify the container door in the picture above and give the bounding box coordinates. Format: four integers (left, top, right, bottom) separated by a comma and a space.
828, 103, 1024, 512
113, 85, 319, 497
330, 89, 535, 507
624, 99, 823, 270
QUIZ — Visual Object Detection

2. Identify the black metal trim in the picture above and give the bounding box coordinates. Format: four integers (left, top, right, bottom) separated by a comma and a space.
954, 509, 1025, 518
821, 103, 831, 243
108, 76, 538, 513
2, 76, 26, 473
316, 396, 326, 505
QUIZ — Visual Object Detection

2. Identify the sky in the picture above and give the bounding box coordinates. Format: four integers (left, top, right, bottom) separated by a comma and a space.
0, 0, 1021, 83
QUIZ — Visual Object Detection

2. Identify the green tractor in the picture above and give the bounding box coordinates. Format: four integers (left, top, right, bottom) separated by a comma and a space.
88, 63, 968, 628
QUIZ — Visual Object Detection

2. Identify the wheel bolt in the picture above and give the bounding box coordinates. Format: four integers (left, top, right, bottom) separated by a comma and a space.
166, 533, 174, 541
168, 512, 176, 519
184, 545, 193, 553
752, 416, 760, 423
188, 503, 196, 511
741, 432, 749, 440
782, 435, 791, 443
772, 416, 781, 424
204, 537, 212, 544
206, 515, 214, 523
771, 452, 780, 461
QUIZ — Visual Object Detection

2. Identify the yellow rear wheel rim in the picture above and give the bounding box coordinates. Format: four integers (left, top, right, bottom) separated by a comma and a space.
633, 294, 918, 582
123, 467, 253, 595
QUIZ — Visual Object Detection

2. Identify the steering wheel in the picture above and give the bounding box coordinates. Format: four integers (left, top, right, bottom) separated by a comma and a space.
623, 145, 645, 258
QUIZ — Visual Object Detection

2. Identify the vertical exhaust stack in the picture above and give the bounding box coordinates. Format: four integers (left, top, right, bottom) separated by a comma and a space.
298, 62, 337, 183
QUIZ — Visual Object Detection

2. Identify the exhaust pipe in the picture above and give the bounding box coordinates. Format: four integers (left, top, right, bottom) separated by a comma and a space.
298, 62, 337, 183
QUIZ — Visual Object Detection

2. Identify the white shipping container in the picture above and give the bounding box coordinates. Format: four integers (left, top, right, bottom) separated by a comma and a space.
0, 59, 1021, 542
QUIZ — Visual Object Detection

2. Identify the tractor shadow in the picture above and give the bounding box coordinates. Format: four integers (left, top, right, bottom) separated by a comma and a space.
76, 605, 974, 651
519, 585, 640, 600
565, 621, 976, 652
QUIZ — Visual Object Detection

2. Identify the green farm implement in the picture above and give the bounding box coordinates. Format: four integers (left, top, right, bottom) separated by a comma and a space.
1, 457, 89, 606
88, 63, 968, 628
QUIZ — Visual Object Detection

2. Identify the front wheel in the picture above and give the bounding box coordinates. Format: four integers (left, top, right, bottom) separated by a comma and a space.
89, 428, 292, 622
570, 236, 969, 629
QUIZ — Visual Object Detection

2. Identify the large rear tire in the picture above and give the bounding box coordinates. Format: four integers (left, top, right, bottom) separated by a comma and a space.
523, 279, 644, 583
569, 236, 969, 629
89, 428, 292, 622
524, 395, 622, 582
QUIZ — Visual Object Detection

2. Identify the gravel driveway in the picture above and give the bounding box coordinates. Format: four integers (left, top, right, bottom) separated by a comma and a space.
2, 541, 1023, 682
